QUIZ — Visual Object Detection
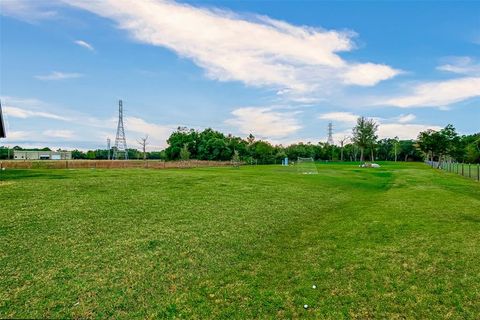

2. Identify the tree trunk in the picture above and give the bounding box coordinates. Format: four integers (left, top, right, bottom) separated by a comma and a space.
371, 148, 374, 162
437, 154, 443, 169
360, 147, 364, 162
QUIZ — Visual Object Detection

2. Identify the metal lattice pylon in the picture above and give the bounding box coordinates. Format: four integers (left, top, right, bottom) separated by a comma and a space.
327, 122, 334, 145
113, 100, 128, 160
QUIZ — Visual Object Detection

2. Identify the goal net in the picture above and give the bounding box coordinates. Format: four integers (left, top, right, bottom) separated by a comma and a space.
297, 157, 318, 174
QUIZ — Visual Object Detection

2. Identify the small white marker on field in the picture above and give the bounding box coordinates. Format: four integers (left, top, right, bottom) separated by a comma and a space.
303, 304, 308, 309
312, 284, 317, 289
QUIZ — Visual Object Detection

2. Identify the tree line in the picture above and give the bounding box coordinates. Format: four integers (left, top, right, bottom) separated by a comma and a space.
1, 118, 478, 163
417, 124, 480, 165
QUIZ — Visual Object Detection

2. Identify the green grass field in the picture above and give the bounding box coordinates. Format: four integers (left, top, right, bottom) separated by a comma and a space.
1, 162, 480, 319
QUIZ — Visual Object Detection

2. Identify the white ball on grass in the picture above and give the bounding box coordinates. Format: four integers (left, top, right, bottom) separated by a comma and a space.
303, 304, 308, 309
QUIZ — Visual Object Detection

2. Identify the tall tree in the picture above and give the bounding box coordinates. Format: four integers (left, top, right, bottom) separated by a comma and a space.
339, 136, 349, 161
352, 117, 378, 162
417, 129, 435, 163
180, 143, 190, 161
393, 136, 399, 162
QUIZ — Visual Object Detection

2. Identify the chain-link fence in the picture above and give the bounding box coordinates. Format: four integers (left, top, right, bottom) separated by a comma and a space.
426, 161, 480, 182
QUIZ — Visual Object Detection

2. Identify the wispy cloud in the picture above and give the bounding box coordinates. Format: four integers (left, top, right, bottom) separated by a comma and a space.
125, 116, 176, 150
383, 77, 480, 108
2, 95, 178, 150
35, 71, 84, 81
44, 129, 75, 139
2, 97, 70, 120
377, 123, 441, 140
4, 106, 69, 121
437, 56, 480, 75
0, 0, 57, 22
58, 0, 400, 98
317, 111, 438, 140
396, 113, 416, 123
74, 39, 95, 51
318, 112, 358, 125
225, 107, 301, 138
4, 131, 32, 141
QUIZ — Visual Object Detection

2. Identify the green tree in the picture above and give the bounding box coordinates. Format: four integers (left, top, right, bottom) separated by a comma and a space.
86, 150, 96, 159
417, 129, 435, 162
180, 144, 190, 161
231, 149, 241, 167
465, 137, 480, 163
352, 117, 378, 162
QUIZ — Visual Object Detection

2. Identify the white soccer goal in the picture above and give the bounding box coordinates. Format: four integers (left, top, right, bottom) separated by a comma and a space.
297, 157, 318, 174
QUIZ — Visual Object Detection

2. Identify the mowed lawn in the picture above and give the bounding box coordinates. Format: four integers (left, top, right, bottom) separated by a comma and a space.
1, 163, 479, 319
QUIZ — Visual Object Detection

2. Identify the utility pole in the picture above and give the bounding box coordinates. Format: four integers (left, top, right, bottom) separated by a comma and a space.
107, 138, 111, 160
137, 135, 149, 161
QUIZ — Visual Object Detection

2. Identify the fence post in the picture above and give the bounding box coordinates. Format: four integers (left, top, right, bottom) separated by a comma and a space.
462, 163, 464, 176
469, 164, 471, 178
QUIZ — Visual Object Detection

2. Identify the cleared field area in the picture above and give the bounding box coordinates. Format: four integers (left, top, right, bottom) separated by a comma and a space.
1, 163, 479, 318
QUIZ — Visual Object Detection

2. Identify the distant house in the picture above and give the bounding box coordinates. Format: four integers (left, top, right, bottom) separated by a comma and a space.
0, 100, 5, 138
13, 150, 72, 160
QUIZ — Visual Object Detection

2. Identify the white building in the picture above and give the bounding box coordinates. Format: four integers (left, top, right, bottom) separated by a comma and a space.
13, 150, 72, 160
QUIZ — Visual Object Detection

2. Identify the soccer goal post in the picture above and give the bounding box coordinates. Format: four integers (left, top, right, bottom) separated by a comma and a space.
297, 157, 318, 174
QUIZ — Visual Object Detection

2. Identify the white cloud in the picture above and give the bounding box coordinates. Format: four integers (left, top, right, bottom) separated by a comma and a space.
35, 71, 84, 80
4, 131, 32, 141
56, 0, 399, 96
0, 0, 57, 22
74, 40, 95, 51
396, 113, 416, 123
318, 112, 358, 125
318, 111, 438, 141
343, 63, 402, 86
225, 107, 301, 138
384, 77, 480, 108
125, 116, 176, 150
4, 106, 69, 121
44, 129, 74, 139
1, 95, 177, 149
377, 123, 441, 140
437, 56, 480, 75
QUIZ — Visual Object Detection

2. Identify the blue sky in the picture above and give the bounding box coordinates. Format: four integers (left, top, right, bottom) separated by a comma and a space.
1, 0, 479, 150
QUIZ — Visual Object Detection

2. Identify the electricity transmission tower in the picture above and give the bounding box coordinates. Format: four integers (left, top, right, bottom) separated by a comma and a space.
113, 100, 128, 160
327, 122, 334, 145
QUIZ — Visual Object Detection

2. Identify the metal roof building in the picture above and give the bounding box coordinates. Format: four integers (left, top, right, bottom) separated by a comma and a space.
13, 150, 72, 160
